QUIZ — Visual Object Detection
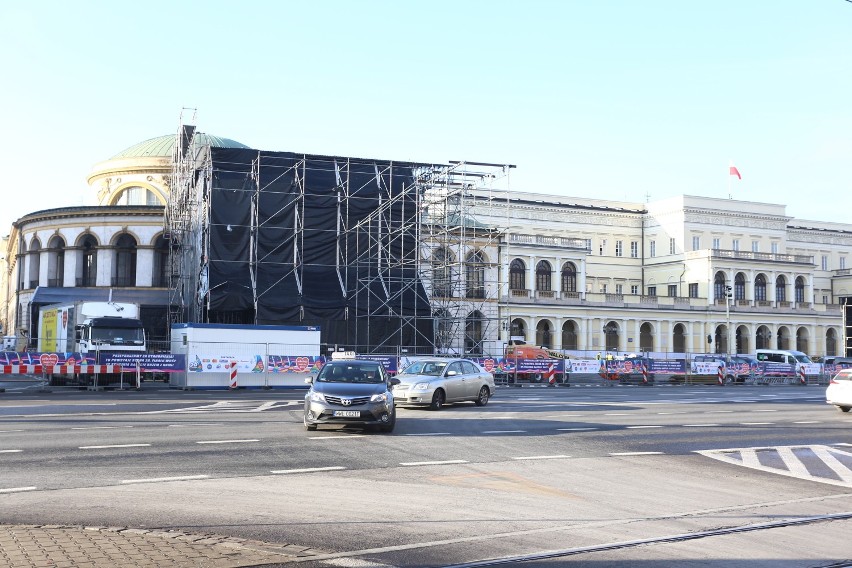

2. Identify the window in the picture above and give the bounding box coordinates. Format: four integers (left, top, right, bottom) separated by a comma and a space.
535, 260, 552, 292
561, 262, 577, 293
751, 240, 759, 253
795, 277, 805, 303
692, 236, 700, 251
668, 284, 677, 297
615, 284, 623, 294
432, 248, 454, 297
630, 285, 639, 295
615, 240, 623, 257
822, 255, 829, 271
732, 239, 740, 252
509, 259, 525, 291
669, 238, 676, 255
647, 286, 657, 296
113, 233, 138, 287
649, 241, 656, 258
712, 237, 721, 250
735, 273, 746, 300
465, 250, 486, 299
599, 239, 606, 255
823, 295, 829, 304
776, 276, 786, 302
689, 283, 698, 298
600, 284, 608, 294
78, 235, 98, 287
630, 241, 638, 258
755, 274, 767, 302
771, 242, 778, 254
841, 257, 847, 270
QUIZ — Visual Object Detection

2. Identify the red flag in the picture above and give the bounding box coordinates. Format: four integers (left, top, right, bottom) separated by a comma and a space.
729, 165, 741, 179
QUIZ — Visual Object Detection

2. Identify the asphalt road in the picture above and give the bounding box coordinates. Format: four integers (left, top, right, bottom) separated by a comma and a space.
1, 381, 851, 567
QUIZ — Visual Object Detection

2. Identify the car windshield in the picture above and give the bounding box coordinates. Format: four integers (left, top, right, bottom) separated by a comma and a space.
401, 361, 447, 376
794, 354, 812, 363
317, 363, 383, 383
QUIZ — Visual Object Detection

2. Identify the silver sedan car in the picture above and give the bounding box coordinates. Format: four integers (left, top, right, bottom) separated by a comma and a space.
392, 358, 495, 410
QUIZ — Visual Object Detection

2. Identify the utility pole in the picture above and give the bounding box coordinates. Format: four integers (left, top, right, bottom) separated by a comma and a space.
725, 285, 733, 358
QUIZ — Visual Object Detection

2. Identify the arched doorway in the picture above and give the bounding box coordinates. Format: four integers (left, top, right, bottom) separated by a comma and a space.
561, 320, 578, 351
639, 322, 654, 353
672, 323, 686, 353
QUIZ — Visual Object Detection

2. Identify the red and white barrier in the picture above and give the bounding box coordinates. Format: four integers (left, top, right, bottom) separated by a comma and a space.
229, 359, 238, 389
717, 366, 725, 386
0, 365, 122, 374
799, 367, 807, 385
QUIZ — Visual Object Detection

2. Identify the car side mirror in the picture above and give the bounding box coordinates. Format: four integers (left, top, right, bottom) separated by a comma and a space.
446, 370, 457, 376
304, 376, 314, 384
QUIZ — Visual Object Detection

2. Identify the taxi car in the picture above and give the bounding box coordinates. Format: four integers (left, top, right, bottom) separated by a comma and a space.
392, 358, 495, 410
827, 368, 852, 413
304, 359, 399, 432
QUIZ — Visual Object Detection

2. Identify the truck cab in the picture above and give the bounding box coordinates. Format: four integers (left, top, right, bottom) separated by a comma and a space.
75, 316, 146, 353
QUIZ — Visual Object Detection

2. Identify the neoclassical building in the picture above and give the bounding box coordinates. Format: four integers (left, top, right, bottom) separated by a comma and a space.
1, 133, 249, 348
1, 131, 849, 358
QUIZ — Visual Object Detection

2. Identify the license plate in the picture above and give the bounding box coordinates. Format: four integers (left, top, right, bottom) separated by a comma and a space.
333, 410, 360, 417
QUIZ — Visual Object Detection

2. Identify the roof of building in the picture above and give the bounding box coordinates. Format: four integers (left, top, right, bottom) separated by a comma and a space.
110, 133, 251, 159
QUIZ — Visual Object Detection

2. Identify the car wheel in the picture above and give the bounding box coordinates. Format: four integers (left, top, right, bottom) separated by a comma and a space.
380, 409, 396, 433
838, 406, 851, 413
430, 389, 445, 410
474, 386, 490, 406
304, 415, 318, 430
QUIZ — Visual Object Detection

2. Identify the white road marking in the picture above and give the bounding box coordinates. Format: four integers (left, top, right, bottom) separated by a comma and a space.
753, 409, 778, 412
708, 410, 734, 413
0, 486, 36, 493
79, 444, 151, 449
270, 466, 346, 474
120, 475, 209, 484
167, 423, 223, 427
0, 430, 24, 433
0, 449, 23, 453
512, 455, 571, 460
605, 413, 631, 416
697, 445, 852, 488
482, 430, 526, 434
610, 452, 663, 456
557, 427, 598, 431
403, 433, 452, 436
793, 421, 821, 424
682, 424, 720, 427
400, 460, 468, 466
308, 435, 366, 440
657, 412, 686, 415
626, 425, 663, 429
739, 422, 775, 425
71, 426, 134, 430
196, 439, 260, 444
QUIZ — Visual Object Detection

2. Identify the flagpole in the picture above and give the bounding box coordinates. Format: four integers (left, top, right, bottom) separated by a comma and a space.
728, 159, 732, 199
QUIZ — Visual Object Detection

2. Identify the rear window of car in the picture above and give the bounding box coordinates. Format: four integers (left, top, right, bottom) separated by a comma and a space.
834, 370, 852, 381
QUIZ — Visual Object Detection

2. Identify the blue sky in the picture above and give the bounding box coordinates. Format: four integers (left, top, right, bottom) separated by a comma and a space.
1, 1, 850, 233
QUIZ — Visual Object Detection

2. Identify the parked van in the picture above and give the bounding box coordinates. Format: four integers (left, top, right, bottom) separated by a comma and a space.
754, 349, 812, 365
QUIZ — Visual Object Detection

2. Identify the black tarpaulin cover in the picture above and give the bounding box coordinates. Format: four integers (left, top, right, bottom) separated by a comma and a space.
204, 148, 433, 351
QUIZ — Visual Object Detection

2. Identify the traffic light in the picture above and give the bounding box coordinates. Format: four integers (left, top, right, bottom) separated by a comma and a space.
725, 285, 733, 299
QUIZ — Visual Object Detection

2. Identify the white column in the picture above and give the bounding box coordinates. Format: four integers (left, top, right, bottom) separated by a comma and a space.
97, 248, 112, 287
136, 248, 154, 287
63, 250, 77, 287
579, 258, 587, 300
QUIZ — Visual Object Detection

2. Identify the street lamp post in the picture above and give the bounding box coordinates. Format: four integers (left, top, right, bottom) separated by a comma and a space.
725, 285, 733, 358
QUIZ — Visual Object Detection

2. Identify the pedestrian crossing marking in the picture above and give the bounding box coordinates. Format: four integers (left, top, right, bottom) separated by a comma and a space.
696, 445, 852, 488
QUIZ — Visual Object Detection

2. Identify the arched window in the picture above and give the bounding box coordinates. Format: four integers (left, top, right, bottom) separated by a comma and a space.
756, 325, 772, 349
714, 272, 726, 301
47, 235, 66, 287
536, 320, 552, 348
78, 235, 98, 287
826, 329, 837, 357
434, 309, 453, 351
28, 237, 42, 289
465, 250, 485, 299
795, 276, 805, 303
775, 275, 787, 302
639, 322, 654, 353
754, 274, 767, 302
509, 318, 526, 343
432, 248, 455, 298
603, 321, 619, 351
113, 186, 161, 206
736, 325, 749, 354
535, 260, 552, 292
153, 235, 169, 287
562, 320, 578, 351
796, 327, 809, 354
561, 262, 577, 294
113, 234, 138, 287
672, 323, 686, 353
509, 259, 525, 291
465, 310, 484, 355
735, 272, 746, 301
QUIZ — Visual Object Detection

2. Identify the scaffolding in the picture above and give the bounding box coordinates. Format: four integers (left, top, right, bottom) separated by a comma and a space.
165, 119, 515, 354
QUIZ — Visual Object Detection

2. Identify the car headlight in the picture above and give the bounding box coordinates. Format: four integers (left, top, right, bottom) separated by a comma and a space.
370, 392, 389, 403
309, 391, 325, 403
412, 382, 431, 390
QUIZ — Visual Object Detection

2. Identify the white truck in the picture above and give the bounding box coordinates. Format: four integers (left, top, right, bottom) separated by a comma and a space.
37, 301, 146, 354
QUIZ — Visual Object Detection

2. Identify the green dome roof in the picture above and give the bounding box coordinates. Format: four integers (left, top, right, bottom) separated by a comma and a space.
111, 133, 251, 159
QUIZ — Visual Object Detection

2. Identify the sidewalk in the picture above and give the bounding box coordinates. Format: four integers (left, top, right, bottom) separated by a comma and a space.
0, 524, 324, 567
